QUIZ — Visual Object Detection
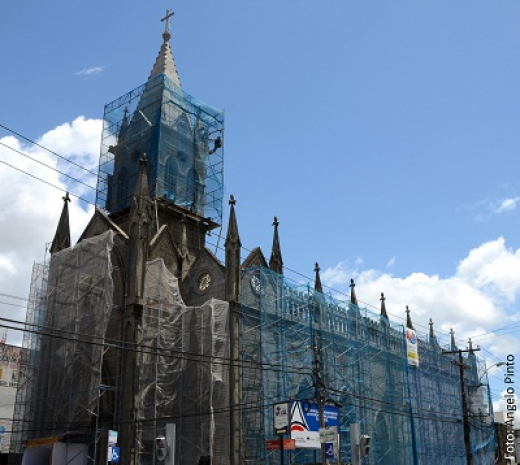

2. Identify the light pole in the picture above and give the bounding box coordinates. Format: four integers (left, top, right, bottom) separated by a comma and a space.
481, 361, 505, 379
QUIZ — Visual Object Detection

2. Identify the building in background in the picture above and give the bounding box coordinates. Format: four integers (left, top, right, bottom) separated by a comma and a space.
0, 342, 22, 464
9, 10, 496, 465
494, 412, 517, 464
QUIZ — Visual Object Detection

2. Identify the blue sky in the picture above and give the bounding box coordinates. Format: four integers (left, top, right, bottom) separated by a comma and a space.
1, 1, 519, 415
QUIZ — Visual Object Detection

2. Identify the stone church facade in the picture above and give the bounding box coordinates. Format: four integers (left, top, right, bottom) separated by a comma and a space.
10, 12, 496, 465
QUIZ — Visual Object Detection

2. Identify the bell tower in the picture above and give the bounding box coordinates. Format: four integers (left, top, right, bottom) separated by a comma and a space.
95, 9, 225, 245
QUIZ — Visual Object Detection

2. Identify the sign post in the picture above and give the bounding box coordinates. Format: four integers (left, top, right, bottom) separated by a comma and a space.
274, 403, 289, 465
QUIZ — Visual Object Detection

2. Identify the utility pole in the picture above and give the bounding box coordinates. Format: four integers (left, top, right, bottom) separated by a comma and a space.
313, 334, 327, 465
443, 342, 480, 465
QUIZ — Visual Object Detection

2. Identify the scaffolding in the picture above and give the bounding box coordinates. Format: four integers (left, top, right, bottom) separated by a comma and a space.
10, 261, 48, 457
10, 249, 495, 465
96, 73, 225, 225
138, 259, 230, 465
239, 266, 495, 465
10, 231, 115, 462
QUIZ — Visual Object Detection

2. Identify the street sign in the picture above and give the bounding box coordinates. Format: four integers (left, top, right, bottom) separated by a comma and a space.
265, 439, 296, 451
290, 401, 339, 449
111, 447, 120, 463
274, 402, 289, 435
283, 439, 296, 450
108, 430, 118, 446
324, 442, 338, 461
266, 439, 281, 451
319, 427, 337, 444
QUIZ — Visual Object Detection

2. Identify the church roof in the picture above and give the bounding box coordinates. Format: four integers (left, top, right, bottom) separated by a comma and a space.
148, 12, 181, 88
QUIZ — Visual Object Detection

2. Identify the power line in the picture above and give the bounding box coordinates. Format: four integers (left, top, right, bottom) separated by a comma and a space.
0, 142, 98, 193
0, 159, 95, 206
0, 123, 99, 177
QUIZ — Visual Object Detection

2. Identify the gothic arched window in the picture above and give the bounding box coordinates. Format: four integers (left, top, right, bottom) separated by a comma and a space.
164, 157, 178, 201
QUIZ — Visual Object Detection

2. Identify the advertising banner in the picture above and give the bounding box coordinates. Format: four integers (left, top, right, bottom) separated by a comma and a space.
290, 401, 338, 449
273, 402, 289, 435
406, 328, 419, 367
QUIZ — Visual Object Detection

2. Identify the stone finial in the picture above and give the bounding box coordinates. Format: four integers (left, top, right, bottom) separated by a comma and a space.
350, 278, 358, 306
225, 194, 240, 246
450, 328, 458, 351
468, 338, 473, 351
269, 216, 283, 274
405, 305, 414, 330
314, 262, 323, 294
380, 292, 388, 319
428, 318, 439, 346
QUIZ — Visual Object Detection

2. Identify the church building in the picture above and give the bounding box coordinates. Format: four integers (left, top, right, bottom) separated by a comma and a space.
10, 11, 496, 465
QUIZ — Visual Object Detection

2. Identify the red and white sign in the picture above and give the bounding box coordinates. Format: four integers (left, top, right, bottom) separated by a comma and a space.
265, 439, 296, 451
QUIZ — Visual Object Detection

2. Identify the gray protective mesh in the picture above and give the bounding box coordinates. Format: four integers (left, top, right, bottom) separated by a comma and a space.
138, 259, 229, 465
10, 231, 114, 455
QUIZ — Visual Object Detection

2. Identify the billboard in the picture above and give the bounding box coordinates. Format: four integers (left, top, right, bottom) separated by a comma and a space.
290, 401, 338, 449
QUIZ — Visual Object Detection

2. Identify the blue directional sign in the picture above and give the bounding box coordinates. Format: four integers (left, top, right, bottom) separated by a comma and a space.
111, 446, 120, 463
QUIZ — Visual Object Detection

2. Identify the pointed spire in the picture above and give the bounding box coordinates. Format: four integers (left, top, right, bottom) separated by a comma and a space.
225, 195, 241, 302
314, 263, 323, 293
380, 292, 388, 319
50, 193, 71, 254
428, 318, 439, 346
405, 305, 414, 330
269, 216, 283, 274
468, 338, 473, 352
225, 195, 241, 247
350, 278, 358, 306
450, 328, 458, 351
149, 9, 181, 87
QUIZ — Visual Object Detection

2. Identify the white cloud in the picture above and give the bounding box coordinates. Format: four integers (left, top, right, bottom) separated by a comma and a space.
457, 238, 520, 302
0, 117, 100, 344
321, 238, 520, 349
387, 256, 396, 267
494, 197, 520, 214
75, 66, 104, 76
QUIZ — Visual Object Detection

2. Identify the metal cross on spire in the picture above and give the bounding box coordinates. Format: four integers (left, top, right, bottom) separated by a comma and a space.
161, 8, 175, 34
